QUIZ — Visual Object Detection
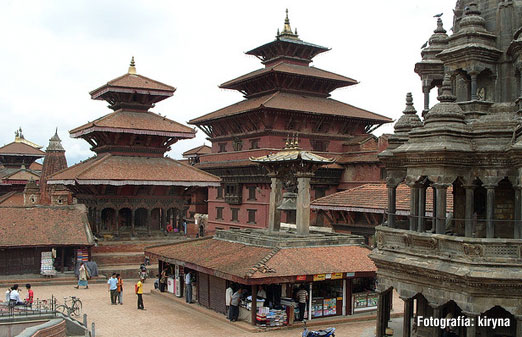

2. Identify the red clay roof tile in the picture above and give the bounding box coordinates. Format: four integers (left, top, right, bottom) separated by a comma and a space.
0, 142, 45, 156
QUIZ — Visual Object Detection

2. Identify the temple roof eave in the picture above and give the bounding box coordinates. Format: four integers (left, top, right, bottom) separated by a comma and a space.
48, 179, 220, 187
70, 126, 196, 139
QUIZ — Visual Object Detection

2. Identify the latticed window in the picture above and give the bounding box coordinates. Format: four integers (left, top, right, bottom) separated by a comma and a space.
216, 207, 223, 220
248, 186, 257, 200
218, 143, 227, 153
231, 208, 239, 222
247, 209, 256, 224
216, 186, 223, 199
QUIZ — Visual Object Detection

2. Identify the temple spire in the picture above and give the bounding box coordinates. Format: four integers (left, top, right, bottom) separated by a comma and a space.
128, 56, 136, 74
277, 9, 299, 40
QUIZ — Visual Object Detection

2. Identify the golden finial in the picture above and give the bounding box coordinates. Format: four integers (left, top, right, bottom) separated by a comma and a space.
282, 8, 292, 34
285, 135, 290, 148
295, 133, 299, 148
128, 56, 136, 74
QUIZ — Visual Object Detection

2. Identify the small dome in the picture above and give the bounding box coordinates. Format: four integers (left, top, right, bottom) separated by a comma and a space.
421, 18, 448, 60
425, 74, 465, 125
459, 3, 487, 32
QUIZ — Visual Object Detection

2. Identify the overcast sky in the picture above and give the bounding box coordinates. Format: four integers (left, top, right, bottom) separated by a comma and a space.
1, 0, 457, 165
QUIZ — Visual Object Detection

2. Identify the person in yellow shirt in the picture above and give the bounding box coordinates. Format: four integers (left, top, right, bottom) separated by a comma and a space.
136, 278, 145, 310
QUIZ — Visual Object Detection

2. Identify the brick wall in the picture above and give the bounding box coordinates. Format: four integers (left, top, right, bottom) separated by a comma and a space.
30, 319, 67, 337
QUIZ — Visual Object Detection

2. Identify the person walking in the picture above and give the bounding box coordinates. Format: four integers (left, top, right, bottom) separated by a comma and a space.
228, 288, 242, 322
136, 278, 145, 310
296, 285, 308, 321
107, 273, 118, 305
159, 270, 167, 293
116, 274, 123, 305
75, 263, 89, 289
184, 270, 192, 303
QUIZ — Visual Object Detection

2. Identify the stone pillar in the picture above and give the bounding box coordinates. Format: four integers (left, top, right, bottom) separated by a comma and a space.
432, 187, 437, 232
432, 307, 441, 337
433, 184, 449, 234
408, 182, 420, 231
268, 176, 283, 232
484, 184, 496, 238
418, 186, 426, 232
515, 186, 522, 239
131, 208, 135, 237
470, 74, 478, 100
515, 315, 522, 337
423, 86, 430, 116
464, 185, 475, 237
147, 209, 152, 236
296, 173, 312, 236
462, 311, 478, 337
387, 184, 397, 228
402, 297, 413, 337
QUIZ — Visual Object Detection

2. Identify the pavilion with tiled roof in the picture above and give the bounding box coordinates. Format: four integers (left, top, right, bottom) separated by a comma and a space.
146, 228, 377, 324
182, 144, 211, 165
48, 59, 220, 238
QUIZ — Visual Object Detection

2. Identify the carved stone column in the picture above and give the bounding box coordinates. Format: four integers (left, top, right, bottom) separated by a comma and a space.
268, 175, 283, 232
464, 185, 475, 237
296, 173, 313, 236
515, 186, 522, 239
386, 182, 398, 228
402, 297, 413, 337
418, 186, 427, 232
406, 180, 421, 231
433, 184, 450, 234
484, 184, 496, 238
423, 85, 431, 116
431, 306, 441, 337
515, 315, 522, 337
462, 311, 478, 337
470, 72, 478, 100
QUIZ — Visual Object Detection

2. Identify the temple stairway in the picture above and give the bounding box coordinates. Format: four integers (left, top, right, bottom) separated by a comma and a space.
91, 232, 188, 279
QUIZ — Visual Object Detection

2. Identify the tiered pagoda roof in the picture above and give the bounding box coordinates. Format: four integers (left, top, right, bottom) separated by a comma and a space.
49, 59, 220, 188
189, 11, 391, 126
0, 129, 45, 168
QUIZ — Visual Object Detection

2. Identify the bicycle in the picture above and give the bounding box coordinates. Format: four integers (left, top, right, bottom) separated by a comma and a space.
56, 296, 82, 317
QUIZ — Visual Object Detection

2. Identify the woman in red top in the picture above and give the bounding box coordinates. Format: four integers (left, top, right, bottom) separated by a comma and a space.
25, 284, 33, 307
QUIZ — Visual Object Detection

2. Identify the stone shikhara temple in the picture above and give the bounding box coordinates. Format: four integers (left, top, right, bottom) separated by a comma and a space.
372, 1, 522, 337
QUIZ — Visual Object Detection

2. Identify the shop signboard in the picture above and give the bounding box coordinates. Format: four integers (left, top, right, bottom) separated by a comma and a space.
296, 275, 307, 281
167, 277, 174, 294
331, 272, 343, 279
345, 272, 355, 277
313, 274, 326, 281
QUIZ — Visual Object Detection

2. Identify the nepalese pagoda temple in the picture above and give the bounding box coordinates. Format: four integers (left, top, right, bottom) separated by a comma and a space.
0, 128, 44, 195
189, 11, 392, 233
371, 1, 522, 337
48, 59, 220, 238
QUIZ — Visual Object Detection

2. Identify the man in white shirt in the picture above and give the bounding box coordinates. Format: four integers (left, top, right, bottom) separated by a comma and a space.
225, 286, 233, 315
9, 284, 23, 305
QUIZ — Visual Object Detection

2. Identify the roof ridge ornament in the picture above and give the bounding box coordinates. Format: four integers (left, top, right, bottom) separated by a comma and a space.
403, 92, 417, 115
277, 9, 299, 40
435, 18, 446, 34
128, 56, 136, 74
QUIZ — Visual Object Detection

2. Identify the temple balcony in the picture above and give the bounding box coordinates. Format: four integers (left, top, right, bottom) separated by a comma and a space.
374, 225, 522, 265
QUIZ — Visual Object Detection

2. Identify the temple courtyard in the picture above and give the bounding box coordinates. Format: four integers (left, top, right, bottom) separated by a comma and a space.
26, 281, 403, 336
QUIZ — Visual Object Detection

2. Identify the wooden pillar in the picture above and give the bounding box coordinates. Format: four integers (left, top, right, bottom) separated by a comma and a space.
147, 209, 152, 236
485, 184, 496, 238
251, 284, 258, 326
402, 298, 413, 337
464, 185, 475, 237
376, 292, 386, 337
131, 208, 135, 237
418, 186, 426, 232
95, 208, 102, 234
268, 176, 283, 232
60, 247, 65, 273
115, 209, 120, 237
387, 184, 397, 228
161, 208, 166, 232
345, 278, 352, 315
296, 173, 312, 236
